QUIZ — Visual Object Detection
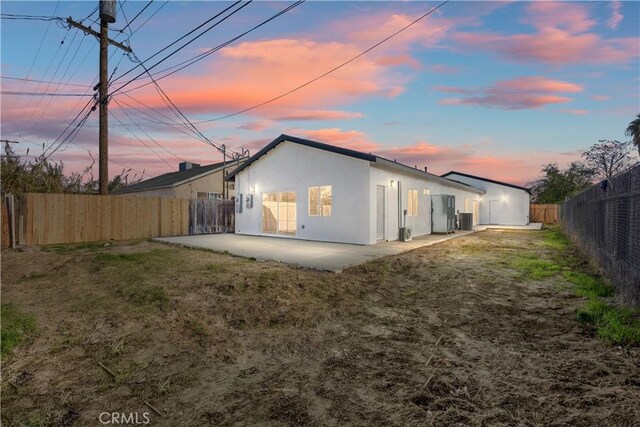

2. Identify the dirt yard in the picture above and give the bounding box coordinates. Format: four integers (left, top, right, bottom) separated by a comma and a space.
2, 230, 639, 426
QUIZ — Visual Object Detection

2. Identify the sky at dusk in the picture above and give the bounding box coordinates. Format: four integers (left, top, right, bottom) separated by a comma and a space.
1, 0, 639, 186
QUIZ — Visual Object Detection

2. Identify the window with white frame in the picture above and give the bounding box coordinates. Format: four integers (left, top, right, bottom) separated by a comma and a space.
407, 189, 418, 216
308, 186, 332, 216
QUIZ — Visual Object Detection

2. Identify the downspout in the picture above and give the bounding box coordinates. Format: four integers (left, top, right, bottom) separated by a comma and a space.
397, 180, 402, 240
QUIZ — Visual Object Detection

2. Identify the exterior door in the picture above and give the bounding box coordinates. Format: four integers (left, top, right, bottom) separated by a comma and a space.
489, 200, 499, 224
376, 185, 385, 240
472, 200, 479, 225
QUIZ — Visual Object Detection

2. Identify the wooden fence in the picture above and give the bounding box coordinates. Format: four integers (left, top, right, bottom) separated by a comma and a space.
6, 193, 190, 246
529, 204, 558, 224
189, 199, 235, 235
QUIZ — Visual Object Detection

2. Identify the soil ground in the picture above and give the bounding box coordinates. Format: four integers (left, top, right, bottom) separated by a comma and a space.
2, 230, 639, 426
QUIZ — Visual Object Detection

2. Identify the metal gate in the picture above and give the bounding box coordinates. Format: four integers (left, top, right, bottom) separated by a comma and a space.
189, 199, 235, 235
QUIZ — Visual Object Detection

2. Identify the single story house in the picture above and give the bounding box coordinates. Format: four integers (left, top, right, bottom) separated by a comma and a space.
113, 161, 238, 199
226, 134, 531, 245
441, 171, 531, 225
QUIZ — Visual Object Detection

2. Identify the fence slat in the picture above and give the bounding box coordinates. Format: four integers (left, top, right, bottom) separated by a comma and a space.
530, 204, 558, 224
18, 193, 191, 245
188, 199, 234, 235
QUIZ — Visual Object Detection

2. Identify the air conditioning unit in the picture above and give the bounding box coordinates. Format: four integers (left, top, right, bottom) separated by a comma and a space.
399, 227, 412, 242
459, 213, 473, 230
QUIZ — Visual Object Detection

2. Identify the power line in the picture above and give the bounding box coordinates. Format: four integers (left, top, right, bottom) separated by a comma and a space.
1, 76, 92, 88
109, 108, 174, 168
0, 14, 64, 22
109, 1, 249, 93
18, 20, 72, 122
120, 0, 304, 94
15, 1, 61, 94
1, 91, 93, 97
42, 98, 96, 156
112, 98, 188, 162
132, 58, 240, 159
192, 0, 449, 124
118, 0, 153, 35
129, 0, 168, 37
44, 100, 99, 160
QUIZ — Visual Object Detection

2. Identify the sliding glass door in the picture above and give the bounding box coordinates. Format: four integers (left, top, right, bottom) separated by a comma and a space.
262, 191, 296, 235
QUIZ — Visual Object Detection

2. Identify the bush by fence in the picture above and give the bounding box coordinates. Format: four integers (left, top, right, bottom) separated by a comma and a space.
559, 165, 640, 306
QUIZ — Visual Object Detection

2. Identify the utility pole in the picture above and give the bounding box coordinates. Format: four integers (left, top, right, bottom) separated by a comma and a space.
67, 1, 132, 195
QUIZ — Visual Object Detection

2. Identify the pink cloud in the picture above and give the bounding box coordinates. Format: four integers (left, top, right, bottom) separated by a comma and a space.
524, 1, 596, 33
428, 64, 459, 74
124, 38, 408, 119
291, 128, 379, 153
437, 76, 582, 110
607, 1, 623, 30
592, 95, 610, 101
560, 109, 589, 115
453, 1, 638, 65
237, 121, 272, 131
273, 110, 365, 121
375, 54, 421, 70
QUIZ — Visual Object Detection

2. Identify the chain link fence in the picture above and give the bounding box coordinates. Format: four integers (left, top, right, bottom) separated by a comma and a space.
559, 165, 640, 306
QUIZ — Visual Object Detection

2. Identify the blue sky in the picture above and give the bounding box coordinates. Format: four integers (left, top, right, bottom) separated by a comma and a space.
1, 1, 638, 185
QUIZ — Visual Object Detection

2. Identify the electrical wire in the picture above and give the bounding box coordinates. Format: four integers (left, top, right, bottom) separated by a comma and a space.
120, 0, 304, 94
0, 14, 64, 21
112, 98, 188, 162
109, 108, 174, 168
192, 0, 449, 123
44, 100, 99, 160
1, 91, 93, 97
118, 0, 153, 35
109, 1, 249, 92
1, 76, 92, 88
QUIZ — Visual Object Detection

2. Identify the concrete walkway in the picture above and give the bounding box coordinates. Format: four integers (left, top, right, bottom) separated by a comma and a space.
155, 231, 476, 272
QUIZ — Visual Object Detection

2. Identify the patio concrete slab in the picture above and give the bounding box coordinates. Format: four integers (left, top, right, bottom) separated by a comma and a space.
155, 231, 476, 272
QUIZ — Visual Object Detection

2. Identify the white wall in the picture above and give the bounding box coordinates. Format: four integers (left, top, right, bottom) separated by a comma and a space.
369, 165, 483, 244
444, 173, 530, 225
233, 141, 371, 244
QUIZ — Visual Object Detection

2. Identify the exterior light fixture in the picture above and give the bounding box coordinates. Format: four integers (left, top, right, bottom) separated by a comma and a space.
250, 186, 256, 193
390, 180, 395, 188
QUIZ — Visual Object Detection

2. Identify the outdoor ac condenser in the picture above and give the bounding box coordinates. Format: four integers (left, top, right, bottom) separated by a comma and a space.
432, 194, 455, 234
459, 213, 473, 231
399, 227, 412, 242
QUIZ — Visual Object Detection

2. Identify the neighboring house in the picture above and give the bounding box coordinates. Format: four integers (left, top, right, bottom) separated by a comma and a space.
113, 161, 238, 199
441, 171, 531, 225
227, 134, 526, 245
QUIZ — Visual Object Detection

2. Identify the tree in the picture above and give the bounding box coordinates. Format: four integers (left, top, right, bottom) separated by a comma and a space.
582, 139, 635, 181
1, 143, 143, 195
528, 162, 595, 203
626, 114, 640, 156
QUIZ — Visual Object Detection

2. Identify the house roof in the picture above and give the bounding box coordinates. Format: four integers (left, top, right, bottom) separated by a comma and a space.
441, 171, 532, 194
113, 161, 230, 194
225, 134, 376, 180
225, 134, 484, 194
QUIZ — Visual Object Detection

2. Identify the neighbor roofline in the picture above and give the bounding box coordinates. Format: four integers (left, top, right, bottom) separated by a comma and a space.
441, 171, 532, 194
171, 162, 230, 187
113, 162, 231, 194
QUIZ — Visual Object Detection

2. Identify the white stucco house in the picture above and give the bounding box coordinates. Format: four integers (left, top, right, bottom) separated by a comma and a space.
226, 134, 530, 245
441, 171, 531, 225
